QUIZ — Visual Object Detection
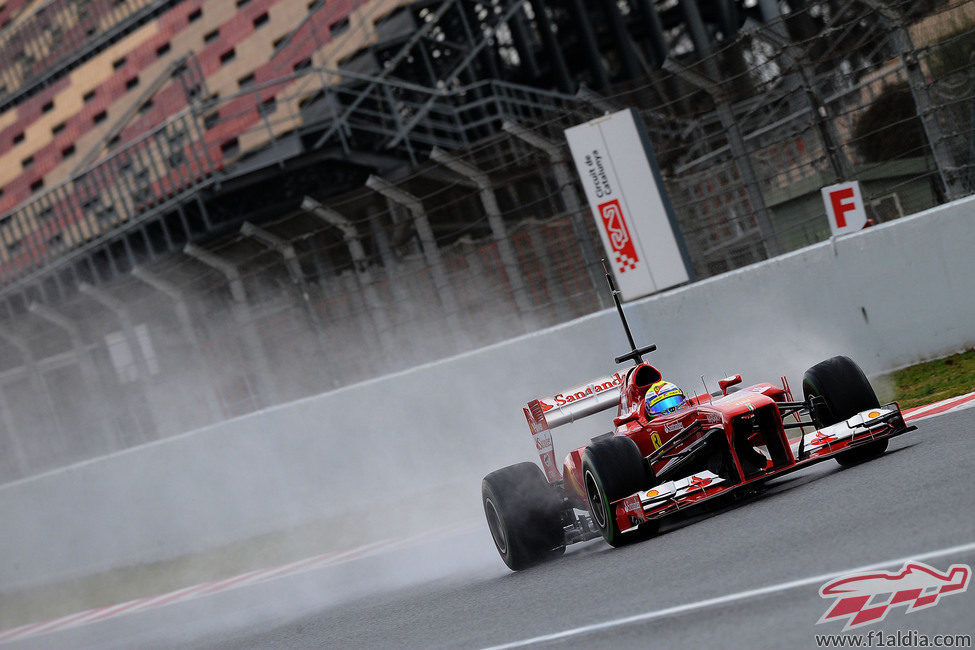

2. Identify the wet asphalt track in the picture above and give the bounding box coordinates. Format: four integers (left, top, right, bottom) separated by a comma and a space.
8, 408, 975, 649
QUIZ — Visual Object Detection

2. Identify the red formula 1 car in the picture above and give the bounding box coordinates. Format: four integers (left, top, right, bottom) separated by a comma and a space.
481, 271, 917, 571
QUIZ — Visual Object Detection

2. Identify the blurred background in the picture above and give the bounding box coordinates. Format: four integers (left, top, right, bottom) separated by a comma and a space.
0, 0, 972, 483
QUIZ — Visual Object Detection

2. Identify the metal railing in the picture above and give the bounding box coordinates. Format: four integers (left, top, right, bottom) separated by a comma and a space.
0, 0, 974, 482
0, 0, 172, 111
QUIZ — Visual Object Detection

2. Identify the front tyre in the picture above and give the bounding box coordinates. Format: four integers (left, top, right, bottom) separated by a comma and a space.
582, 436, 657, 547
481, 462, 565, 571
803, 355, 888, 466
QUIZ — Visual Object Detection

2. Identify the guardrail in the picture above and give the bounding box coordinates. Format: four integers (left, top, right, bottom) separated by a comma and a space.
1, 195, 972, 592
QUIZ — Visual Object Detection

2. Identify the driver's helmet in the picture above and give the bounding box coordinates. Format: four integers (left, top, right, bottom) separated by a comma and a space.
645, 381, 686, 420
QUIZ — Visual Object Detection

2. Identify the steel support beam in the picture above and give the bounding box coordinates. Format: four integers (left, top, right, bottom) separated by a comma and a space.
239, 221, 328, 341
430, 148, 532, 318
79, 283, 154, 382
756, 0, 784, 26
183, 243, 279, 405
386, 1, 533, 149
679, 0, 713, 57
601, 0, 643, 78
567, 0, 610, 89
662, 59, 781, 256
131, 266, 222, 421
508, 3, 541, 78
635, 0, 669, 68
27, 301, 119, 449
365, 175, 465, 340
530, 0, 573, 93
313, 0, 460, 150
0, 327, 40, 473
184, 243, 247, 303
748, 23, 853, 183
302, 197, 395, 353
856, 0, 963, 200
502, 121, 606, 304
239, 223, 303, 286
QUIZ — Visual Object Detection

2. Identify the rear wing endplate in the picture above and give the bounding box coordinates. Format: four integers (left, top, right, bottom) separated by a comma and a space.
524, 370, 630, 483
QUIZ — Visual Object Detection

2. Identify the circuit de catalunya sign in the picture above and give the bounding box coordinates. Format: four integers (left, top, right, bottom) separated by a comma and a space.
564, 108, 691, 301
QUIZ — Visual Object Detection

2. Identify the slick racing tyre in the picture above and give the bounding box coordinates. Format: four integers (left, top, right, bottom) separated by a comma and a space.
582, 436, 657, 548
802, 355, 887, 467
481, 462, 566, 571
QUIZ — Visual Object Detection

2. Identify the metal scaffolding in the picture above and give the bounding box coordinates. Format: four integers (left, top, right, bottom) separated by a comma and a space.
0, 0, 973, 482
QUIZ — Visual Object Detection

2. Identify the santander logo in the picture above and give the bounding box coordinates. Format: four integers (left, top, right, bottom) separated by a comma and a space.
818, 561, 971, 631
538, 372, 625, 411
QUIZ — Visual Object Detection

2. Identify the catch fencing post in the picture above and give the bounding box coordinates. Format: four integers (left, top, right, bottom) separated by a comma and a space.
183, 243, 280, 405
857, 0, 964, 200
79, 282, 158, 443
662, 59, 781, 256
302, 196, 395, 354
503, 120, 612, 305
239, 221, 329, 346
0, 327, 42, 473
365, 175, 468, 345
28, 301, 120, 449
131, 266, 223, 422
430, 147, 532, 319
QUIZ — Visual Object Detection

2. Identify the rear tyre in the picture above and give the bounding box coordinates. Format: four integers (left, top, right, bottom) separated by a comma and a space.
582, 436, 657, 548
802, 355, 888, 466
481, 462, 566, 571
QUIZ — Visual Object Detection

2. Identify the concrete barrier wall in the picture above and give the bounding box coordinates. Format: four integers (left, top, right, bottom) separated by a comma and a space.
2, 196, 974, 590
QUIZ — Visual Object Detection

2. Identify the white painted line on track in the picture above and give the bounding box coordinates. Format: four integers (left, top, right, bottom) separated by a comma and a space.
4, 395, 973, 645
0, 521, 482, 645
481, 540, 975, 650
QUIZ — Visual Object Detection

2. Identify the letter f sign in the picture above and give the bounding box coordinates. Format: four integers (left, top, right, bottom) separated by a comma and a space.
821, 181, 867, 236
830, 187, 855, 227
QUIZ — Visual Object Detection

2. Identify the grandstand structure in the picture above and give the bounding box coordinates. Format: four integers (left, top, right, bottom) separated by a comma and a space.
0, 0, 972, 480
0, 0, 841, 307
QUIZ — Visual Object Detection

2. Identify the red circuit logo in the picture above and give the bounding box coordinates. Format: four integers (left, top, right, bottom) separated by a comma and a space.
818, 561, 971, 631
598, 200, 639, 273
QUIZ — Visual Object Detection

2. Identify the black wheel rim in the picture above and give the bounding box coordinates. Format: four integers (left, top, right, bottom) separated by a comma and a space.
584, 469, 607, 530
484, 496, 508, 554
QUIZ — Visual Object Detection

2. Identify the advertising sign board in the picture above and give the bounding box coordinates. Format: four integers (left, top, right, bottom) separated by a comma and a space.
565, 109, 691, 300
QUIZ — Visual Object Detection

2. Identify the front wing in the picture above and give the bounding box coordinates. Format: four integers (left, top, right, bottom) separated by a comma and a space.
613, 403, 916, 534
791, 402, 912, 461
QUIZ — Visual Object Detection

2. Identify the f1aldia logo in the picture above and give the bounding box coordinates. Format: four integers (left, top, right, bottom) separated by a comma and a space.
598, 199, 639, 273
818, 561, 971, 631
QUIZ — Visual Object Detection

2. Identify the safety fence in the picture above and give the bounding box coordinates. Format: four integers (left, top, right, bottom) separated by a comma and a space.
0, 0, 973, 482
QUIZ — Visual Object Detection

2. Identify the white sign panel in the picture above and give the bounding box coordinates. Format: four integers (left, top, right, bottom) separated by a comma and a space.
822, 181, 868, 236
565, 109, 691, 301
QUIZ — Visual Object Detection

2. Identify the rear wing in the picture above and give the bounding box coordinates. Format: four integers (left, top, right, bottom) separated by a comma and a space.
524, 370, 630, 482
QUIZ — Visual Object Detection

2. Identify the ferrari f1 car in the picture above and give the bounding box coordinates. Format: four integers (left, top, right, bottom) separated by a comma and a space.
481, 268, 917, 571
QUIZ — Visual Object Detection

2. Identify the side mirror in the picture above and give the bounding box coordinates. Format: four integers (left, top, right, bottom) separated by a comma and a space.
718, 374, 742, 396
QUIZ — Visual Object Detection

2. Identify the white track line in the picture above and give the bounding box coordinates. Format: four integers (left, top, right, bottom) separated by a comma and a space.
481, 540, 975, 649
4, 396, 973, 644
0, 523, 481, 644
